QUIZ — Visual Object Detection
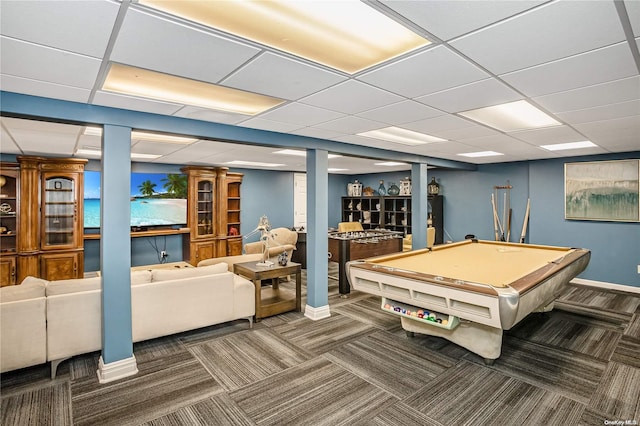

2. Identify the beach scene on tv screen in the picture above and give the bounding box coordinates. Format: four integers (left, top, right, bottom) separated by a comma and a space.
84, 171, 187, 228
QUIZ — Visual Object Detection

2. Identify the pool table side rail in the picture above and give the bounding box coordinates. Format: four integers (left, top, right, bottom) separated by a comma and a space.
508, 248, 591, 294
346, 265, 505, 328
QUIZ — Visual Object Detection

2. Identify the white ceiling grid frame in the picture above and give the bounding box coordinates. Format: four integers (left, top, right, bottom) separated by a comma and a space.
92, 91, 185, 116
556, 100, 640, 125
358, 46, 490, 98
221, 52, 347, 100
299, 80, 404, 114
415, 78, 522, 113
257, 102, 345, 127
356, 100, 443, 125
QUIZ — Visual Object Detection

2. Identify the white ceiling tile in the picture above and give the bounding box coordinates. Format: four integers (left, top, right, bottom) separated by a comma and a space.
259, 103, 344, 127
221, 52, 345, 100
436, 124, 500, 141
0, 0, 120, 58
533, 76, 640, 113
300, 80, 403, 114
501, 42, 638, 97
290, 127, 346, 141
511, 125, 588, 145
451, 0, 625, 74
403, 114, 476, 136
356, 100, 442, 125
92, 91, 184, 115
0, 74, 91, 103
313, 116, 385, 134
573, 115, 640, 148
359, 46, 488, 98
416, 78, 522, 113
625, 0, 640, 37
131, 141, 188, 156
111, 8, 261, 84
172, 106, 249, 125
557, 100, 640, 125
380, 0, 545, 41
0, 126, 21, 154
237, 118, 303, 133
0, 37, 101, 89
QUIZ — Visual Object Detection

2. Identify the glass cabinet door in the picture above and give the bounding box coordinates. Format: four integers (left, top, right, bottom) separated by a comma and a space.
43, 176, 76, 247
196, 179, 214, 237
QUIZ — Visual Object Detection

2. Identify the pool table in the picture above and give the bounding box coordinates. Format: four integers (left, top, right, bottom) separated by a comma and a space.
346, 239, 590, 363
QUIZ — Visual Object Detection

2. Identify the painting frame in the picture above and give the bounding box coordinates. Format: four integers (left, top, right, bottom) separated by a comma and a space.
565, 159, 640, 222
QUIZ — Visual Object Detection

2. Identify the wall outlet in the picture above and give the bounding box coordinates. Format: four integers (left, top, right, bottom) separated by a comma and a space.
637, 264, 640, 274
161, 250, 168, 259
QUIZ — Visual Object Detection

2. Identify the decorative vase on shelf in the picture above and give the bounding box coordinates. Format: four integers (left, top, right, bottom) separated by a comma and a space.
388, 182, 400, 196
428, 177, 440, 195
378, 180, 386, 196
399, 177, 411, 195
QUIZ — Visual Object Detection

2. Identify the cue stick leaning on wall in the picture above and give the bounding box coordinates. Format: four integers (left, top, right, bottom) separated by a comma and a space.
520, 198, 531, 243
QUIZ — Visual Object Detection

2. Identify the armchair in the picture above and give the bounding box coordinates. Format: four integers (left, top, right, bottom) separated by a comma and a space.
337, 222, 364, 232
403, 227, 436, 251
244, 227, 298, 261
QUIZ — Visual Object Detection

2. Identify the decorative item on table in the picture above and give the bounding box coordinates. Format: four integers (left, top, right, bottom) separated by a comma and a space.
277, 251, 288, 266
388, 182, 400, 196
428, 177, 440, 195
399, 177, 411, 195
362, 186, 374, 196
378, 180, 386, 196
244, 215, 274, 266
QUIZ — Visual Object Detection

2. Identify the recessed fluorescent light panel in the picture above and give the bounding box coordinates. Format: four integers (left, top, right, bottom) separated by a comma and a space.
225, 160, 285, 168
540, 141, 597, 151
458, 151, 504, 158
274, 149, 341, 159
359, 127, 446, 145
459, 100, 561, 132
139, 0, 430, 74
375, 161, 409, 167
103, 64, 284, 115
328, 168, 348, 172
75, 149, 161, 160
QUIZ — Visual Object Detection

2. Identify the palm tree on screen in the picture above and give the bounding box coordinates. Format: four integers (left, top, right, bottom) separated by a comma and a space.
161, 174, 187, 198
138, 180, 156, 197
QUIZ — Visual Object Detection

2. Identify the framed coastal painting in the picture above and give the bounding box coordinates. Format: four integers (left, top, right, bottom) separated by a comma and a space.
565, 159, 640, 222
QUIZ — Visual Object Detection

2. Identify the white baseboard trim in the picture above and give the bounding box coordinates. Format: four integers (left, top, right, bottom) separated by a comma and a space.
571, 278, 640, 295
97, 355, 138, 384
304, 304, 331, 321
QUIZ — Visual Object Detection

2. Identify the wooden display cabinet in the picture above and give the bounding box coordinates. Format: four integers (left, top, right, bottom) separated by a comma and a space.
182, 166, 243, 265
0, 162, 19, 286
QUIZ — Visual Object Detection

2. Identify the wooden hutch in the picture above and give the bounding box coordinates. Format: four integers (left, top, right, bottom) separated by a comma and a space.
181, 166, 243, 265
0, 156, 87, 286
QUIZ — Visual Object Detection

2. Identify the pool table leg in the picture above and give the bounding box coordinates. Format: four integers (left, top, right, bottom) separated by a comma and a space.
405, 331, 415, 338
400, 316, 503, 362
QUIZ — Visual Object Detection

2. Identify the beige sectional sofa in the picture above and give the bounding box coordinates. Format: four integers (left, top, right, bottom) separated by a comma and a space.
0, 262, 255, 378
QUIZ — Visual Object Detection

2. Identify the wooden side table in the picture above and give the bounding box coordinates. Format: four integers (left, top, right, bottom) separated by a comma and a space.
233, 261, 302, 321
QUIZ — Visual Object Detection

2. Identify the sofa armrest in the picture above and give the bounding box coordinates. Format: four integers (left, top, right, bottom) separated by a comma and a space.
197, 253, 262, 271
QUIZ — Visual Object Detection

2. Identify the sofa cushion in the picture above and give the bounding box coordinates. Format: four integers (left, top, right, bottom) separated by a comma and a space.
151, 262, 228, 282
46, 276, 102, 296
131, 270, 153, 286
0, 277, 47, 303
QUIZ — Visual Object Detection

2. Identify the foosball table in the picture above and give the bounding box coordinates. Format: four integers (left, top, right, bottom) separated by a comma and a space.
328, 229, 403, 295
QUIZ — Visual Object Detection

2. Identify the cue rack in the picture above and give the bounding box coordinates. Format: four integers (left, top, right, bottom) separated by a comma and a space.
491, 181, 531, 243
491, 181, 512, 242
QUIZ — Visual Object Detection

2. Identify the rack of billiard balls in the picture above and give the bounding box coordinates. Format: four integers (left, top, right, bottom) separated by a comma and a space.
382, 298, 458, 330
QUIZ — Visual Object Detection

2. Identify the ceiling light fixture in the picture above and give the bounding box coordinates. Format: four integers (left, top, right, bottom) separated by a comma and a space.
274, 149, 341, 158
139, 0, 430, 74
359, 127, 446, 145
458, 151, 504, 158
102, 64, 285, 115
540, 141, 597, 151
375, 161, 409, 166
225, 160, 285, 168
328, 168, 348, 172
75, 149, 161, 160
459, 100, 561, 132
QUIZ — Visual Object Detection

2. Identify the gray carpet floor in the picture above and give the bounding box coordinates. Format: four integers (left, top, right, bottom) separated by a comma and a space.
2, 264, 639, 425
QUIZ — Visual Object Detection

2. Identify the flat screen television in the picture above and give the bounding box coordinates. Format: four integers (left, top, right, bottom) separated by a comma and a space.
84, 171, 187, 228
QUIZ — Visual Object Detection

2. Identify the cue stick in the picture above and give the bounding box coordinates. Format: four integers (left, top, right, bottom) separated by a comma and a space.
520, 198, 531, 243
507, 208, 512, 242
502, 192, 507, 241
491, 194, 503, 241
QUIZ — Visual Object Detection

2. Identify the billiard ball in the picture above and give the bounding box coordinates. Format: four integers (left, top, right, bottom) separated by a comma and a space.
436, 318, 442, 323
442, 319, 449, 326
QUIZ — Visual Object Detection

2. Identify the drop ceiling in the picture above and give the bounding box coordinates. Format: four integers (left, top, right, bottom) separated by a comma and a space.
1, 0, 639, 174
